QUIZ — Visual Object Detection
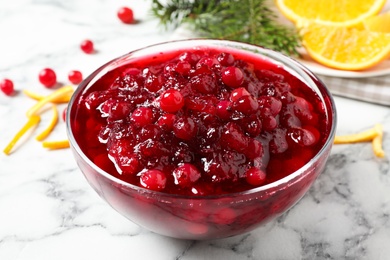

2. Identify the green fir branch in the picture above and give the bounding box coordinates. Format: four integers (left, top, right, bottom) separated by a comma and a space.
151, 0, 301, 56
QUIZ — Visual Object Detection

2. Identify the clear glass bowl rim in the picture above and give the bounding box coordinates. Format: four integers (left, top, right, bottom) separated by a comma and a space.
66, 38, 337, 199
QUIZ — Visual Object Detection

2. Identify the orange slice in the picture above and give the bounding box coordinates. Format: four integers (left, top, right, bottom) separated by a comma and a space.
275, 0, 386, 27
301, 23, 390, 70
362, 12, 390, 33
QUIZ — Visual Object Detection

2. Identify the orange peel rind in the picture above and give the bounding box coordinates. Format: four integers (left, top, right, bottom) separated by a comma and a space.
3, 116, 41, 155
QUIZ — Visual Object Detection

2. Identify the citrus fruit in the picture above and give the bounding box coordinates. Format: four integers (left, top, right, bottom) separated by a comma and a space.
276, 0, 387, 27
362, 12, 390, 33
301, 23, 390, 70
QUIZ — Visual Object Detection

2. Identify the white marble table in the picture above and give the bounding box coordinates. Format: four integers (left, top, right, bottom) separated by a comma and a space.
1, 1, 390, 259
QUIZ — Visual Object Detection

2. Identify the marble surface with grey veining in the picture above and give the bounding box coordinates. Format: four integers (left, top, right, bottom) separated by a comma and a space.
1, 1, 390, 259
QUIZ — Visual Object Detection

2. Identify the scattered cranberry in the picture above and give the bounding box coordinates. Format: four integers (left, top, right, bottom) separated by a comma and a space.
173, 163, 201, 187
221, 66, 244, 88
159, 89, 184, 113
173, 116, 197, 140
117, 7, 134, 24
80, 39, 94, 54
38, 68, 57, 88
130, 107, 154, 127
140, 169, 167, 191
0, 78, 14, 96
246, 167, 266, 186
68, 70, 83, 84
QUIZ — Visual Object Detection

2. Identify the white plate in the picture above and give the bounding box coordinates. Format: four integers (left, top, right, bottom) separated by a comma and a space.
295, 51, 390, 78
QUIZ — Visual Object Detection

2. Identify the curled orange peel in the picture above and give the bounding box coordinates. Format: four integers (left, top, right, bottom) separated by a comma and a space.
372, 124, 385, 158
3, 116, 41, 155
35, 105, 59, 141
334, 124, 385, 158
26, 86, 74, 117
334, 128, 378, 144
23, 89, 72, 103
42, 140, 70, 150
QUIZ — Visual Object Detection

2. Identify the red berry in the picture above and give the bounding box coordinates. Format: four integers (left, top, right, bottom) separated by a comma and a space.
233, 95, 259, 115
230, 87, 250, 102
38, 68, 57, 88
173, 163, 201, 187
130, 107, 154, 127
140, 169, 167, 191
246, 167, 266, 186
117, 7, 134, 24
216, 100, 232, 120
157, 113, 176, 130
221, 66, 244, 88
80, 39, 94, 54
159, 89, 184, 113
0, 78, 14, 96
173, 116, 197, 140
68, 70, 83, 84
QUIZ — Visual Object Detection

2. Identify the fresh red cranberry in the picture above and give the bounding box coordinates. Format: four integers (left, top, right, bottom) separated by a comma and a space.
38, 68, 57, 88
115, 153, 139, 175
157, 114, 176, 130
140, 169, 167, 191
174, 61, 192, 76
131, 107, 154, 126
233, 95, 259, 115
287, 127, 317, 147
173, 116, 197, 140
196, 57, 219, 68
140, 125, 162, 141
230, 87, 250, 102
217, 52, 235, 66
241, 115, 262, 137
144, 71, 163, 92
117, 7, 134, 24
190, 73, 217, 94
220, 122, 248, 152
216, 100, 232, 120
258, 96, 282, 116
179, 52, 200, 65
221, 66, 244, 88
0, 78, 14, 96
173, 163, 201, 187
159, 89, 184, 113
246, 167, 266, 186
109, 101, 132, 121
68, 70, 83, 84
80, 39, 94, 54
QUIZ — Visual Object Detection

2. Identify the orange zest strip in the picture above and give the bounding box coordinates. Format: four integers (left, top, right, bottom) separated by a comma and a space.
334, 128, 378, 144
3, 116, 41, 155
35, 105, 59, 141
23, 89, 72, 104
42, 140, 70, 150
26, 86, 74, 117
372, 124, 385, 158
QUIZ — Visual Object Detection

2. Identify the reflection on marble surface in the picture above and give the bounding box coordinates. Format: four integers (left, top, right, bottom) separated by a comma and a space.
1, 0, 390, 259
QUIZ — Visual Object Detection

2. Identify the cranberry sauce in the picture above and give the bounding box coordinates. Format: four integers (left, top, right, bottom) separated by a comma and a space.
71, 46, 330, 195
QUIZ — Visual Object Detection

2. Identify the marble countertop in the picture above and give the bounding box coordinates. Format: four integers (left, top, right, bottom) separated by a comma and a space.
1, 1, 390, 259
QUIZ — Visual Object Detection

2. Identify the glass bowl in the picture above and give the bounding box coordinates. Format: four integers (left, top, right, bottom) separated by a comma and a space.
66, 39, 336, 240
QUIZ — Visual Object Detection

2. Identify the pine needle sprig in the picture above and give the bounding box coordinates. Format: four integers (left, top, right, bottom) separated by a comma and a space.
151, 0, 301, 56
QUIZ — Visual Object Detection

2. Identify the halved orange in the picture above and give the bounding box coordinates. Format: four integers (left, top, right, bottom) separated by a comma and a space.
301, 22, 390, 70
275, 0, 387, 27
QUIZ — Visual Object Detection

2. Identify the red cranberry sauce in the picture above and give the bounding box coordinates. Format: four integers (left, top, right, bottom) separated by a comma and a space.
71, 47, 330, 195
